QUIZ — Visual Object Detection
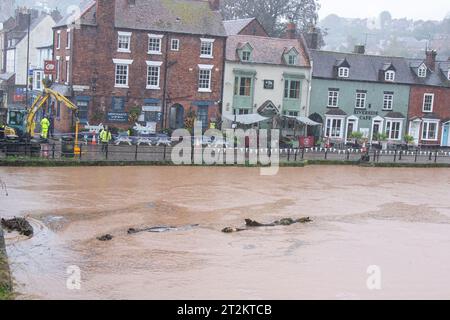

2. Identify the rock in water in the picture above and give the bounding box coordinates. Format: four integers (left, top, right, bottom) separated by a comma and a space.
221, 227, 246, 233
245, 219, 275, 227
1, 217, 34, 237
97, 234, 113, 241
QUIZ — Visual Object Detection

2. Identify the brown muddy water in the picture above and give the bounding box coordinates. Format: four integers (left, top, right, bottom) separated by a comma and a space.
0, 166, 450, 300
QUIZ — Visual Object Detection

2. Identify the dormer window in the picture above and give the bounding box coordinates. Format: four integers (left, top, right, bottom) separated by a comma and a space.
338, 67, 349, 78
284, 47, 299, 66
418, 65, 427, 78
385, 70, 395, 82
238, 43, 253, 62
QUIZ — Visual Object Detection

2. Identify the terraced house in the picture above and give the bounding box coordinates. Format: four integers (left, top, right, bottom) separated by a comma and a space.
52, 0, 226, 133
407, 50, 450, 147
309, 47, 416, 146
222, 23, 312, 135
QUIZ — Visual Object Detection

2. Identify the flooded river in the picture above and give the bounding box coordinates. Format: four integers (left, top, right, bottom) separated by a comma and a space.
1, 166, 450, 300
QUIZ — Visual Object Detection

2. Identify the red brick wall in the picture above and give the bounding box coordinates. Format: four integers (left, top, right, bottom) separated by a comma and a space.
239, 19, 269, 37
409, 85, 450, 145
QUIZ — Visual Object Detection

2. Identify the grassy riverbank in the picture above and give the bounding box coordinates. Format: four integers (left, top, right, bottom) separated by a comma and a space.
0, 228, 13, 300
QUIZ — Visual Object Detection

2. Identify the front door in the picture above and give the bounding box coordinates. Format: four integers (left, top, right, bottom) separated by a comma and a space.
409, 121, 421, 146
442, 123, 450, 147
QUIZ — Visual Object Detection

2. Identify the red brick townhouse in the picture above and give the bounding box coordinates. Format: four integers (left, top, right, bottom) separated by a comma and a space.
52, 0, 226, 133
407, 50, 450, 147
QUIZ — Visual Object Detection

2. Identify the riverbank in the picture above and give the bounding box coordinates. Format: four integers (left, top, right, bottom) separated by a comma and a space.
0, 227, 13, 300
2, 157, 450, 168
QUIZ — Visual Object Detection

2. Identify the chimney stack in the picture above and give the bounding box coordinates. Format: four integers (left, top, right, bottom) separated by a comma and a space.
285, 22, 297, 39
353, 45, 365, 54
208, 0, 220, 11
304, 26, 319, 49
425, 49, 437, 71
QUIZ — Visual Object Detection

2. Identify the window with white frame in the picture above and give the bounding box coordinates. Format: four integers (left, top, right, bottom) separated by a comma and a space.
338, 67, 349, 78
242, 50, 251, 62
200, 38, 214, 58
113, 59, 133, 88
423, 93, 434, 112
118, 32, 132, 52
198, 65, 213, 92
65, 57, 70, 84
56, 30, 61, 49
325, 117, 344, 138
422, 121, 439, 141
418, 65, 427, 78
327, 90, 339, 107
385, 70, 395, 81
34, 70, 43, 91
146, 61, 162, 89
66, 29, 71, 49
383, 93, 394, 110
355, 92, 366, 109
284, 79, 301, 99
171, 39, 179, 51
148, 34, 163, 54
56, 56, 61, 81
288, 54, 297, 65
386, 120, 402, 140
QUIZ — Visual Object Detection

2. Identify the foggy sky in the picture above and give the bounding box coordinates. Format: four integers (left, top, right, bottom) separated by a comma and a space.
319, 0, 450, 21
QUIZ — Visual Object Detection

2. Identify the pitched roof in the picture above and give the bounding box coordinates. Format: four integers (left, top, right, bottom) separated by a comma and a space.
223, 18, 255, 36
114, 0, 226, 37
55, 0, 226, 37
310, 50, 416, 85
226, 35, 310, 67
407, 58, 450, 87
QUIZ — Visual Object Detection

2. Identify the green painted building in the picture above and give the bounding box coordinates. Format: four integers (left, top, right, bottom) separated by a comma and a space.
309, 49, 416, 146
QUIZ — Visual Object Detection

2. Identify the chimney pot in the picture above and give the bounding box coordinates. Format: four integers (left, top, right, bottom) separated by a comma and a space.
353, 45, 365, 54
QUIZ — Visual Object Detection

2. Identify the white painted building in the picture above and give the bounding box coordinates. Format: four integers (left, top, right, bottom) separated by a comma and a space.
222, 34, 312, 136
5, 14, 55, 87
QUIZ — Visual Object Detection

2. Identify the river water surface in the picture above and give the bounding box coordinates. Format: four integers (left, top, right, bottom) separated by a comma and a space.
1, 166, 450, 299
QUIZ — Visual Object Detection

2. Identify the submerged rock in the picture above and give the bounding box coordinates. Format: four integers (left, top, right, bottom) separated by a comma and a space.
97, 234, 113, 241
128, 224, 200, 235
1, 217, 34, 237
221, 227, 246, 233
224, 217, 313, 233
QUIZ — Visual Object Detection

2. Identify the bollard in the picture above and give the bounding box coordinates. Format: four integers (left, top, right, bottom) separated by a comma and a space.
52, 143, 56, 159
394, 150, 397, 162
79, 144, 83, 161
435, 150, 438, 163
301, 147, 305, 160
415, 149, 418, 163
287, 148, 291, 162
399, 150, 402, 161
324, 149, 328, 160
105, 143, 109, 160
294, 148, 298, 162
163, 145, 167, 161
135, 144, 138, 161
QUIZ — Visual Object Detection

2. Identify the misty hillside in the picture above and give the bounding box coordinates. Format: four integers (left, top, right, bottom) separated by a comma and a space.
319, 12, 450, 60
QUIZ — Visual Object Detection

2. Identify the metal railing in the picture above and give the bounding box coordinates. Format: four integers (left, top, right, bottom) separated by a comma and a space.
1, 141, 450, 165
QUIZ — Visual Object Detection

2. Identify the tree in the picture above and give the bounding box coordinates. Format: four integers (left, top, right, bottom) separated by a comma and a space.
221, 0, 322, 41
379, 11, 392, 29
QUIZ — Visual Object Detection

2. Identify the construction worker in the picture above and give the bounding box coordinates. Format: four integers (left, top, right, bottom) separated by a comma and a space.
100, 126, 112, 152
40, 115, 50, 140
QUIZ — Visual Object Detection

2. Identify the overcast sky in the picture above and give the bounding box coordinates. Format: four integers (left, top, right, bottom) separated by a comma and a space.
318, 0, 450, 20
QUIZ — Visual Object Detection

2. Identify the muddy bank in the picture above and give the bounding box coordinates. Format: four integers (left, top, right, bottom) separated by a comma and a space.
0, 227, 13, 299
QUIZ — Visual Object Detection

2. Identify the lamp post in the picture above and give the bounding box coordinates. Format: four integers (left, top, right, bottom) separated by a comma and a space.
24, 11, 31, 109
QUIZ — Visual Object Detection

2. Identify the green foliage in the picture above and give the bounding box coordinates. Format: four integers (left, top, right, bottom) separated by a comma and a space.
404, 135, 415, 144
128, 106, 142, 123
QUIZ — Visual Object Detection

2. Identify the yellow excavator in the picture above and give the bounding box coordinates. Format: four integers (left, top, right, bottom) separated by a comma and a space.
1, 79, 80, 154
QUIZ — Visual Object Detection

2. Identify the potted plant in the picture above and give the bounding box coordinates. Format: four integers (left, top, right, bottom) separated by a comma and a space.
350, 131, 364, 147
404, 135, 415, 149
378, 133, 389, 150
128, 106, 142, 124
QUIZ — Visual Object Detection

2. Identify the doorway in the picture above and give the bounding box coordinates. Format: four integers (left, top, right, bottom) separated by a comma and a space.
442, 122, 450, 147
169, 104, 184, 129
409, 120, 421, 146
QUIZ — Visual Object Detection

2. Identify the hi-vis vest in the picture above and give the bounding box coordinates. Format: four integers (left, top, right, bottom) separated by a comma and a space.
100, 130, 112, 143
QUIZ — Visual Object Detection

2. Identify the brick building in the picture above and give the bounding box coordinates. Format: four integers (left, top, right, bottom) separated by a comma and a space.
52, 0, 226, 133
407, 50, 450, 147
223, 18, 268, 37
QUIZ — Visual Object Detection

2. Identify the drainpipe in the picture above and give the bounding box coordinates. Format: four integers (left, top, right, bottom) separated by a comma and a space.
161, 33, 170, 130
